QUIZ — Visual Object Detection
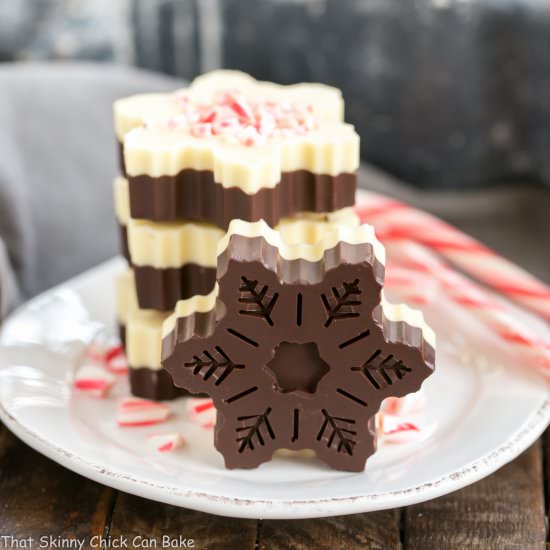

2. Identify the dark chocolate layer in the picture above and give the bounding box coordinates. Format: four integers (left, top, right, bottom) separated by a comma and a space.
129, 367, 188, 401
218, 236, 385, 286
119, 323, 126, 348
120, 324, 195, 400
119, 224, 131, 263
128, 169, 356, 228
118, 141, 126, 177
133, 263, 217, 311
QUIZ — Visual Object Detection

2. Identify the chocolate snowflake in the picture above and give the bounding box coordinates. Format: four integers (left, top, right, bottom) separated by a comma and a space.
162, 222, 435, 471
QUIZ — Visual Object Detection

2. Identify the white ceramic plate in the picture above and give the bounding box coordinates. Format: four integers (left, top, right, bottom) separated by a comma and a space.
0, 257, 548, 519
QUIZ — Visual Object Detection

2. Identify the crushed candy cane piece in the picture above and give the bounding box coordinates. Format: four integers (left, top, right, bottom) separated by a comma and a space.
74, 364, 115, 398
147, 432, 185, 453
117, 397, 170, 427
104, 344, 124, 363
382, 390, 426, 416
83, 340, 128, 375
186, 398, 216, 429
169, 89, 316, 146
378, 413, 422, 444
106, 353, 129, 375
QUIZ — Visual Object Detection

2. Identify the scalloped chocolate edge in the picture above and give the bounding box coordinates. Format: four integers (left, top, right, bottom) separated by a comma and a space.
218, 219, 385, 266
161, 228, 434, 367
127, 168, 356, 227
161, 236, 385, 350
218, 235, 384, 286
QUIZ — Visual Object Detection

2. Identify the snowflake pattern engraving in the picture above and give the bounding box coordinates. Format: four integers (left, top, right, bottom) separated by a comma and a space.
238, 276, 279, 326
321, 279, 362, 327
163, 227, 435, 472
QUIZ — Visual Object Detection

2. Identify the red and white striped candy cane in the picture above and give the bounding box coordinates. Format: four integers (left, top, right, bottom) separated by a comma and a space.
186, 398, 216, 429
376, 412, 423, 444
147, 432, 185, 453
117, 397, 171, 427
382, 390, 427, 417
355, 194, 550, 321
383, 266, 439, 306
386, 239, 550, 373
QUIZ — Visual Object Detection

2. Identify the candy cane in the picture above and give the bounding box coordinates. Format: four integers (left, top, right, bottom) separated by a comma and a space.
382, 390, 427, 417
376, 412, 423, 444
170, 90, 315, 146
186, 398, 216, 429
106, 353, 129, 375
117, 397, 170, 427
383, 266, 439, 306
386, 239, 550, 373
74, 364, 115, 398
355, 194, 550, 321
85, 342, 128, 375
147, 433, 185, 453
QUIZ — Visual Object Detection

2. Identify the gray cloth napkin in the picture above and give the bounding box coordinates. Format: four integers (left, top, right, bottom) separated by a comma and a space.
0, 238, 18, 318
0, 62, 183, 308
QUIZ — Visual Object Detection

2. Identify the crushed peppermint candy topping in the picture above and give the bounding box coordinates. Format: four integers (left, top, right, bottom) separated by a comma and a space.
74, 364, 116, 398
117, 397, 171, 427
146, 432, 185, 453
186, 398, 216, 429
376, 412, 423, 444
168, 89, 316, 146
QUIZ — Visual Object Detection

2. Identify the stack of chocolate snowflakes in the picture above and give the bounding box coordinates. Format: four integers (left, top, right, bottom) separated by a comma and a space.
112, 71, 435, 471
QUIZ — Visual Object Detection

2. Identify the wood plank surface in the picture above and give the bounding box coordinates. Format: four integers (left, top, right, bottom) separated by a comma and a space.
0, 422, 114, 545
108, 491, 258, 549
404, 442, 547, 550
0, 418, 547, 549
258, 510, 401, 550
542, 426, 550, 542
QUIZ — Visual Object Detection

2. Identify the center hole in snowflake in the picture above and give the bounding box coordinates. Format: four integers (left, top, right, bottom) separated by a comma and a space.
266, 341, 330, 394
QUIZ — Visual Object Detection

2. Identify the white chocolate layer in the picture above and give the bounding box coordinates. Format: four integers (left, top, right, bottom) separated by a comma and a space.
116, 269, 138, 324
127, 309, 171, 369
128, 219, 224, 269
116, 268, 171, 369
276, 209, 360, 246
290, 208, 359, 227
124, 123, 359, 192
113, 176, 130, 226
190, 71, 345, 126
114, 70, 344, 140
218, 219, 386, 265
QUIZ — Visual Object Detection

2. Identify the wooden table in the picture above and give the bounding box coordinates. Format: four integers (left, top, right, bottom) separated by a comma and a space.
0, 420, 546, 549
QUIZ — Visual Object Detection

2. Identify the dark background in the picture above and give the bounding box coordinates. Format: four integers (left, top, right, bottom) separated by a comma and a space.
2, 0, 550, 191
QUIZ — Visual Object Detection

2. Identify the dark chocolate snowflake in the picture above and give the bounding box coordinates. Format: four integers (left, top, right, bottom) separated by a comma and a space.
162, 227, 435, 471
